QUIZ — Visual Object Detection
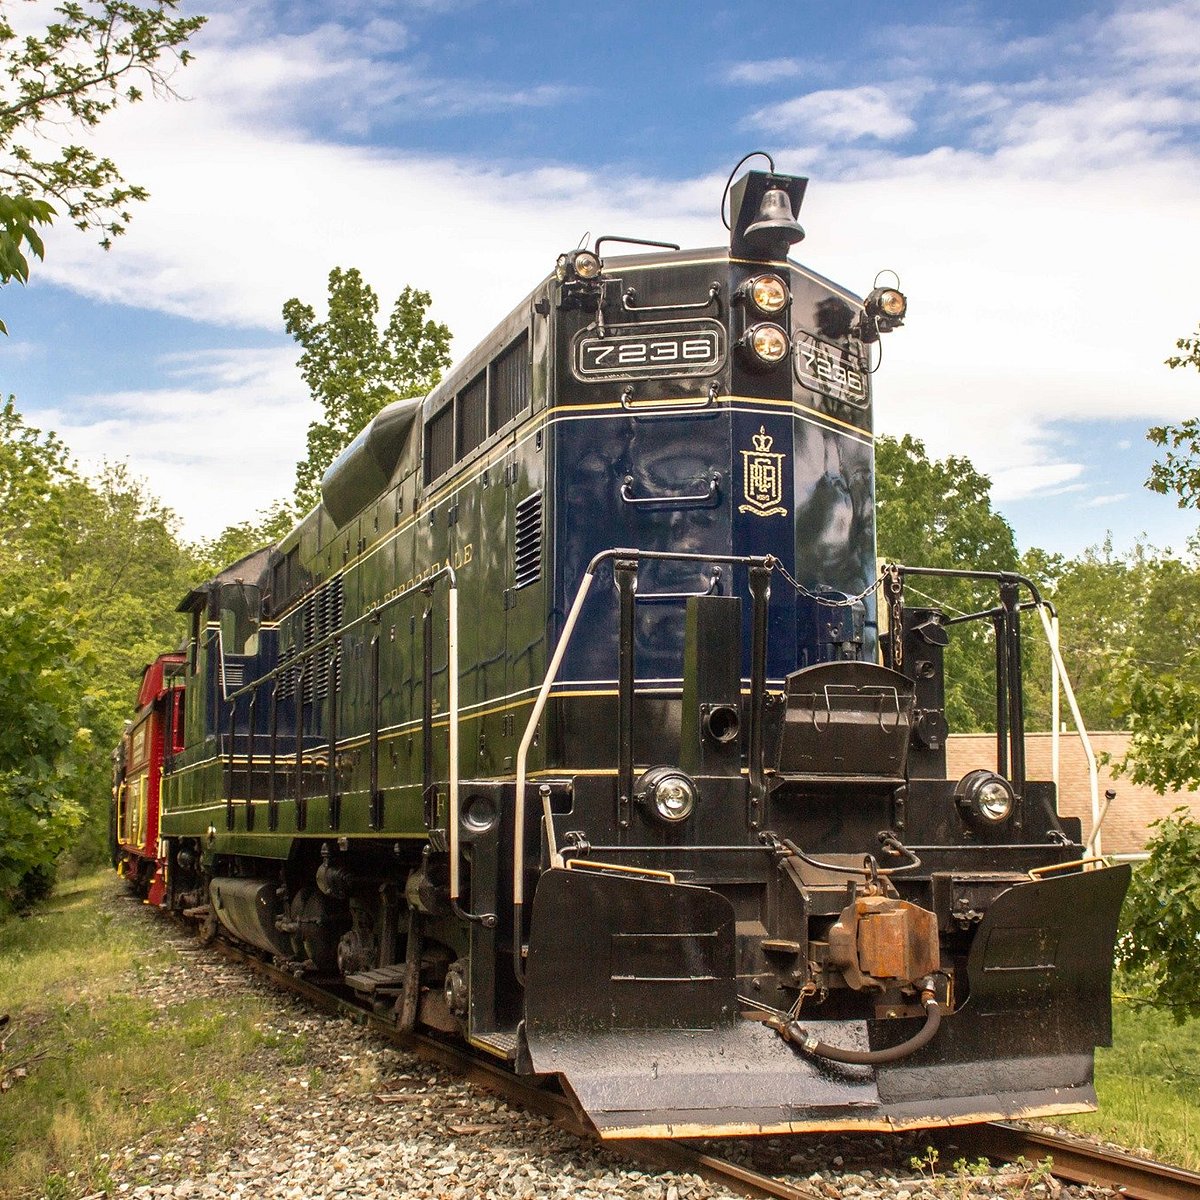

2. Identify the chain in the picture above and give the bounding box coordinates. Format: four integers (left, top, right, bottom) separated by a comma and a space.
771, 560, 885, 608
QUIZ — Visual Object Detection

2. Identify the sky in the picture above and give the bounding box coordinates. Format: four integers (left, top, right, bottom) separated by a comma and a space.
2, 0, 1199, 559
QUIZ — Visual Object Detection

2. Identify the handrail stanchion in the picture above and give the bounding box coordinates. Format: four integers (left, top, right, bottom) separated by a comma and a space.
268, 679, 278, 832
327, 641, 339, 830
295, 664, 306, 831
369, 614, 382, 830
422, 594, 434, 828
748, 563, 771, 831
615, 559, 637, 831
224, 697, 235, 831
246, 691, 257, 832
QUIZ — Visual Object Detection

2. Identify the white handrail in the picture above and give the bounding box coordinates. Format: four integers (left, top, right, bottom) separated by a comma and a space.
513, 569, 597, 907
1034, 604, 1102, 857
447, 583, 463, 908
1050, 614, 1060, 789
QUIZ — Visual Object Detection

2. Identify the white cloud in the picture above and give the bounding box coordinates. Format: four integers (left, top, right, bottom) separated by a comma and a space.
41, 348, 309, 539
1081, 492, 1131, 508
20, 0, 1200, 547
725, 58, 814, 84
750, 86, 919, 143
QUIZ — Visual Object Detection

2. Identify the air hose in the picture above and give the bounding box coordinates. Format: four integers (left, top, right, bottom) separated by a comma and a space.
767, 988, 942, 1065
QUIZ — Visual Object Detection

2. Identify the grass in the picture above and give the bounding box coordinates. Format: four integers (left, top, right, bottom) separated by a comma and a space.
0, 872, 281, 1199
1065, 995, 1200, 1170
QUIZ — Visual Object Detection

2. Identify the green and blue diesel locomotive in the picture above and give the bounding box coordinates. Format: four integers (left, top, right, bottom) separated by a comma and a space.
151, 162, 1129, 1138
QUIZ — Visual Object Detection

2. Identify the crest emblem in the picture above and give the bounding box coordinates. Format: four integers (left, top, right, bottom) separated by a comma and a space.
738, 426, 787, 518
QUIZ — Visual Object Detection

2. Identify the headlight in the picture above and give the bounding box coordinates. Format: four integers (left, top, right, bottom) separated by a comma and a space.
864, 285, 907, 325
746, 274, 789, 314
956, 769, 1015, 825
573, 250, 601, 279
636, 766, 697, 824
741, 322, 789, 367
555, 249, 602, 283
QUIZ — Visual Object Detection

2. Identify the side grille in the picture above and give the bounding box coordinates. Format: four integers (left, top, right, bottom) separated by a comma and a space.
302, 595, 317, 704
514, 492, 542, 590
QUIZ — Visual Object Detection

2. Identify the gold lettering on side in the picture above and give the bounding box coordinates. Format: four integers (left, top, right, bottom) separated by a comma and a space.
738, 426, 787, 518
383, 543, 475, 605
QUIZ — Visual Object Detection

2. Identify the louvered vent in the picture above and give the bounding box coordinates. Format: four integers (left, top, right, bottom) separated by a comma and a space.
277, 643, 296, 700
302, 595, 317, 705
324, 576, 344, 697
514, 492, 542, 590
224, 662, 245, 691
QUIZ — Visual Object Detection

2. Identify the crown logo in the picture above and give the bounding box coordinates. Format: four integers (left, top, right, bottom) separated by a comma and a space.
739, 424, 787, 518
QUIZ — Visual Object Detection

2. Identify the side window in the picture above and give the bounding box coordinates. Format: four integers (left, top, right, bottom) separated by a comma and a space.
422, 328, 530, 485
456, 371, 487, 460
425, 403, 454, 483
489, 331, 529, 431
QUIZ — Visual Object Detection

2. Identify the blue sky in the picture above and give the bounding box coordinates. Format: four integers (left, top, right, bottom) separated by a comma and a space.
2, 0, 1199, 557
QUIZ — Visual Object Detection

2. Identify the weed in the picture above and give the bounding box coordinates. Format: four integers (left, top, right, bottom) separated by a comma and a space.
910, 1145, 941, 1180
0, 872, 288, 1198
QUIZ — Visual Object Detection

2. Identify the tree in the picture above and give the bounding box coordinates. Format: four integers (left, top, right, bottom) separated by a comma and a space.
0, 398, 198, 886
0, 0, 204, 329
1145, 325, 1200, 505
874, 434, 1021, 731
284, 268, 452, 512
1017, 539, 1196, 736
1118, 809, 1200, 1023
192, 500, 295, 579
0, 399, 88, 907
1111, 324, 1200, 792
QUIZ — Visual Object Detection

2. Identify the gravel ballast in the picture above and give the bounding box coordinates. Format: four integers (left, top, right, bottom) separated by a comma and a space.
101, 905, 1121, 1200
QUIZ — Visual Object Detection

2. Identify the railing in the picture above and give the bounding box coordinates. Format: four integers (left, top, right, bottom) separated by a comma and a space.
220, 566, 488, 926
887, 565, 1104, 856
511, 546, 778, 983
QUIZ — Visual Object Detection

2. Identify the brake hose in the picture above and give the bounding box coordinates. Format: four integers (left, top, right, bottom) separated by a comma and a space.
766, 988, 942, 1065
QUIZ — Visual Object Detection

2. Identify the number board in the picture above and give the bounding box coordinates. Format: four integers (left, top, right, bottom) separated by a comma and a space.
573, 319, 725, 381
793, 331, 869, 407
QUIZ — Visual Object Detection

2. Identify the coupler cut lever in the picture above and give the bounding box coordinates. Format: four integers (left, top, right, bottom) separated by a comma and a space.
766, 982, 942, 1066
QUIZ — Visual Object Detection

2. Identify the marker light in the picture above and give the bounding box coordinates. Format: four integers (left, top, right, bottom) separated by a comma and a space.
956, 769, 1016, 825
747, 274, 789, 314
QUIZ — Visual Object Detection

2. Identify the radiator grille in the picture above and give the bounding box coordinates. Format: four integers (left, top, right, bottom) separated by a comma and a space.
514, 491, 542, 590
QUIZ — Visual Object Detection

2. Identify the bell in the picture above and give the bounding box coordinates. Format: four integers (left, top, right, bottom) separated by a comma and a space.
743, 186, 806, 255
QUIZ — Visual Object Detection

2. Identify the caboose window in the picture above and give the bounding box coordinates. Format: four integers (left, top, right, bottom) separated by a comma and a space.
489, 331, 529, 432
425, 403, 454, 483
456, 371, 487, 460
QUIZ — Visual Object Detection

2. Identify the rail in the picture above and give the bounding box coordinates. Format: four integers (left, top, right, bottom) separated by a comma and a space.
205, 932, 1200, 1200
511, 547, 777, 984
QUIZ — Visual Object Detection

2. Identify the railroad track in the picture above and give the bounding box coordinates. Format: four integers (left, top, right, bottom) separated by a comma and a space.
953, 1122, 1200, 1200
209, 937, 1200, 1200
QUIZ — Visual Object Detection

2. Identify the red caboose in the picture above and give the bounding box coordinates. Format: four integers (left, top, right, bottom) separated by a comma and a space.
113, 652, 185, 905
